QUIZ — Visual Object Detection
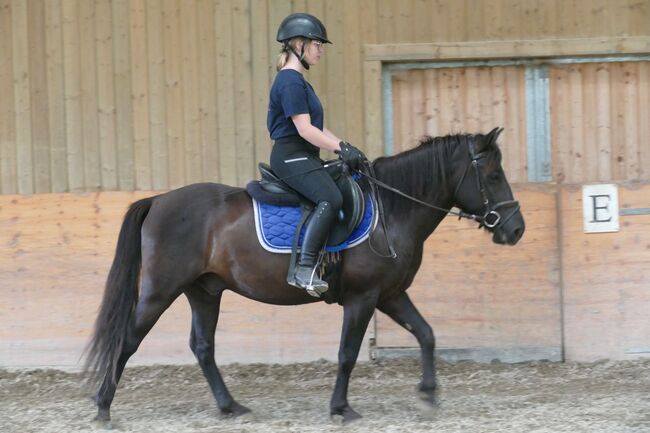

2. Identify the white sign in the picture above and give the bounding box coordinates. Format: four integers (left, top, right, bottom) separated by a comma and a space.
582, 184, 619, 233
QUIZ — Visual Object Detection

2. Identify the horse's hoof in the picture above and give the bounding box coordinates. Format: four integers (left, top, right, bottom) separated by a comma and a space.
220, 401, 252, 418
330, 407, 363, 425
417, 388, 441, 415
91, 414, 113, 430
418, 391, 439, 406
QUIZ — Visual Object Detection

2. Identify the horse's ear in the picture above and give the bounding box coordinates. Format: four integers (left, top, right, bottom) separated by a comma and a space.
486, 127, 504, 146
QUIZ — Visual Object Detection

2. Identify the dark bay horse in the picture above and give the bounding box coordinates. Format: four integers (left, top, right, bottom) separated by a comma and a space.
85, 127, 525, 424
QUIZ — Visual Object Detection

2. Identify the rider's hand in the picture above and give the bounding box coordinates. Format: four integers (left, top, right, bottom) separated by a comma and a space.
336, 141, 366, 170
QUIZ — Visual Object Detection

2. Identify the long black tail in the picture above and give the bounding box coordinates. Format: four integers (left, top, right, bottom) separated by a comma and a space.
83, 196, 154, 387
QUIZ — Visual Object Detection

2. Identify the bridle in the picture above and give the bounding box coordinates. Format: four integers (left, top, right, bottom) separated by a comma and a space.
359, 138, 521, 258
452, 140, 521, 229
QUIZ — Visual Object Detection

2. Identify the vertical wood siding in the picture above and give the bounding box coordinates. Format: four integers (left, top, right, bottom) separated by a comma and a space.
0, 0, 17, 194
0, 0, 648, 193
551, 61, 650, 183
391, 66, 529, 183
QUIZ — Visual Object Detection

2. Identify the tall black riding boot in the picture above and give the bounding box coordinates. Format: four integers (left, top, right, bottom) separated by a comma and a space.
294, 201, 336, 297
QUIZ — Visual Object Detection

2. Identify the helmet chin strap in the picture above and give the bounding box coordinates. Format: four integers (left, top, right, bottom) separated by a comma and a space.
287, 42, 310, 70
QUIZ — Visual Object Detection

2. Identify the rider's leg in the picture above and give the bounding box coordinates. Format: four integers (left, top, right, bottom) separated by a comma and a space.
294, 200, 336, 295
270, 144, 342, 296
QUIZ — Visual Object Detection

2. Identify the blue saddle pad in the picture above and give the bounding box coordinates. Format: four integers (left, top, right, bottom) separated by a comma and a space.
252, 194, 375, 254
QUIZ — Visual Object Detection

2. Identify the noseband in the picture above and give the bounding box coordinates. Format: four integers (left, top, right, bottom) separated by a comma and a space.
452, 141, 520, 230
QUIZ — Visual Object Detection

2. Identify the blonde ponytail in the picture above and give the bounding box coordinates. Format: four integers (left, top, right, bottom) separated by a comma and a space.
276, 49, 290, 71
276, 38, 305, 71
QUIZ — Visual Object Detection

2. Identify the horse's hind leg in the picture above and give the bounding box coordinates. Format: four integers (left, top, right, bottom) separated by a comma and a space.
377, 292, 438, 406
95, 277, 183, 422
185, 283, 251, 417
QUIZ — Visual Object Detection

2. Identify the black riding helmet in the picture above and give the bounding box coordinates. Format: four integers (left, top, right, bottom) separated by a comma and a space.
276, 13, 331, 70
276, 13, 332, 44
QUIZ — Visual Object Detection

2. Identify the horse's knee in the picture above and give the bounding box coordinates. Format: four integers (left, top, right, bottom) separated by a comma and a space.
338, 349, 358, 375
193, 340, 214, 366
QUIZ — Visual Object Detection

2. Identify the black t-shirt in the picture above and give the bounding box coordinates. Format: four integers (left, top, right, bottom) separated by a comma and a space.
267, 69, 324, 140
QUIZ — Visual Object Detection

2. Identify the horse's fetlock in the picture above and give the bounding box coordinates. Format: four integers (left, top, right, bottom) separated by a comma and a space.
419, 382, 437, 392
218, 398, 235, 411
330, 402, 348, 415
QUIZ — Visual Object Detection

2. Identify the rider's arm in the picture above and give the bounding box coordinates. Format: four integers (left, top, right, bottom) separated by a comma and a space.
322, 127, 341, 142
292, 113, 342, 152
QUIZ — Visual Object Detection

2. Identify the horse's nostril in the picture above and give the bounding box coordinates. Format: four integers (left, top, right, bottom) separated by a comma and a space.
514, 227, 524, 239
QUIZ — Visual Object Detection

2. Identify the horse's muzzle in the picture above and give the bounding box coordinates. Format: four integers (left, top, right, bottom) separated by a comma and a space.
492, 210, 525, 245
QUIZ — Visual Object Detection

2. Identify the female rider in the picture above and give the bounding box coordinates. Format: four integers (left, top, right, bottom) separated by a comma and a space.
267, 13, 364, 297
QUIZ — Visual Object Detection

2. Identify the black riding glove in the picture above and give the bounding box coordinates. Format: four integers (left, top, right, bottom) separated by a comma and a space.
336, 141, 365, 170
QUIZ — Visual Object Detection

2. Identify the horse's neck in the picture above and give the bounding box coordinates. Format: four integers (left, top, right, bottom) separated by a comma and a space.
374, 163, 455, 242
399, 195, 452, 240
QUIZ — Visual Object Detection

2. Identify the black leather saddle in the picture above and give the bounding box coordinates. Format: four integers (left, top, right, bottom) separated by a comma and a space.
246, 160, 366, 246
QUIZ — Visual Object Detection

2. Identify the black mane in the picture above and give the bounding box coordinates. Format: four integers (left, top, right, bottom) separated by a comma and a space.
372, 133, 500, 216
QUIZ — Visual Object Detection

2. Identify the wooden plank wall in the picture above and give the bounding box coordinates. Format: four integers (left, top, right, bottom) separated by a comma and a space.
391, 66, 529, 183
375, 184, 562, 355
561, 183, 650, 361
0, 192, 365, 368
551, 61, 650, 183
0, 0, 647, 194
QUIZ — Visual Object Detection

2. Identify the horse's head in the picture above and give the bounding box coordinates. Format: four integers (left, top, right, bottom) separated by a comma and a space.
452, 127, 525, 245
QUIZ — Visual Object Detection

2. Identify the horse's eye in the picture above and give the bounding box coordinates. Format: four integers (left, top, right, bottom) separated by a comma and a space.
488, 172, 501, 182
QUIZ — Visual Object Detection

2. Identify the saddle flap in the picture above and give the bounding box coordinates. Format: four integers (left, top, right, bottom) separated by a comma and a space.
326, 174, 365, 246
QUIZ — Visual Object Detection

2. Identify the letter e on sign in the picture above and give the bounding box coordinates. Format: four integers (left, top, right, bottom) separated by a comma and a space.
582, 184, 619, 233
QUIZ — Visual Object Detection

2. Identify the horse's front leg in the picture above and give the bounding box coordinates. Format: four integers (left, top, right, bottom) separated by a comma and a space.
330, 290, 379, 423
377, 291, 439, 407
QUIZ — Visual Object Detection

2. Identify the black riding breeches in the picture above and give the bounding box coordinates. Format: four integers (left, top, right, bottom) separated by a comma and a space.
270, 136, 343, 212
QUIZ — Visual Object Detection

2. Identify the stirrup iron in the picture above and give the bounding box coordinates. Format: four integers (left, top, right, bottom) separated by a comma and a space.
293, 264, 328, 297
